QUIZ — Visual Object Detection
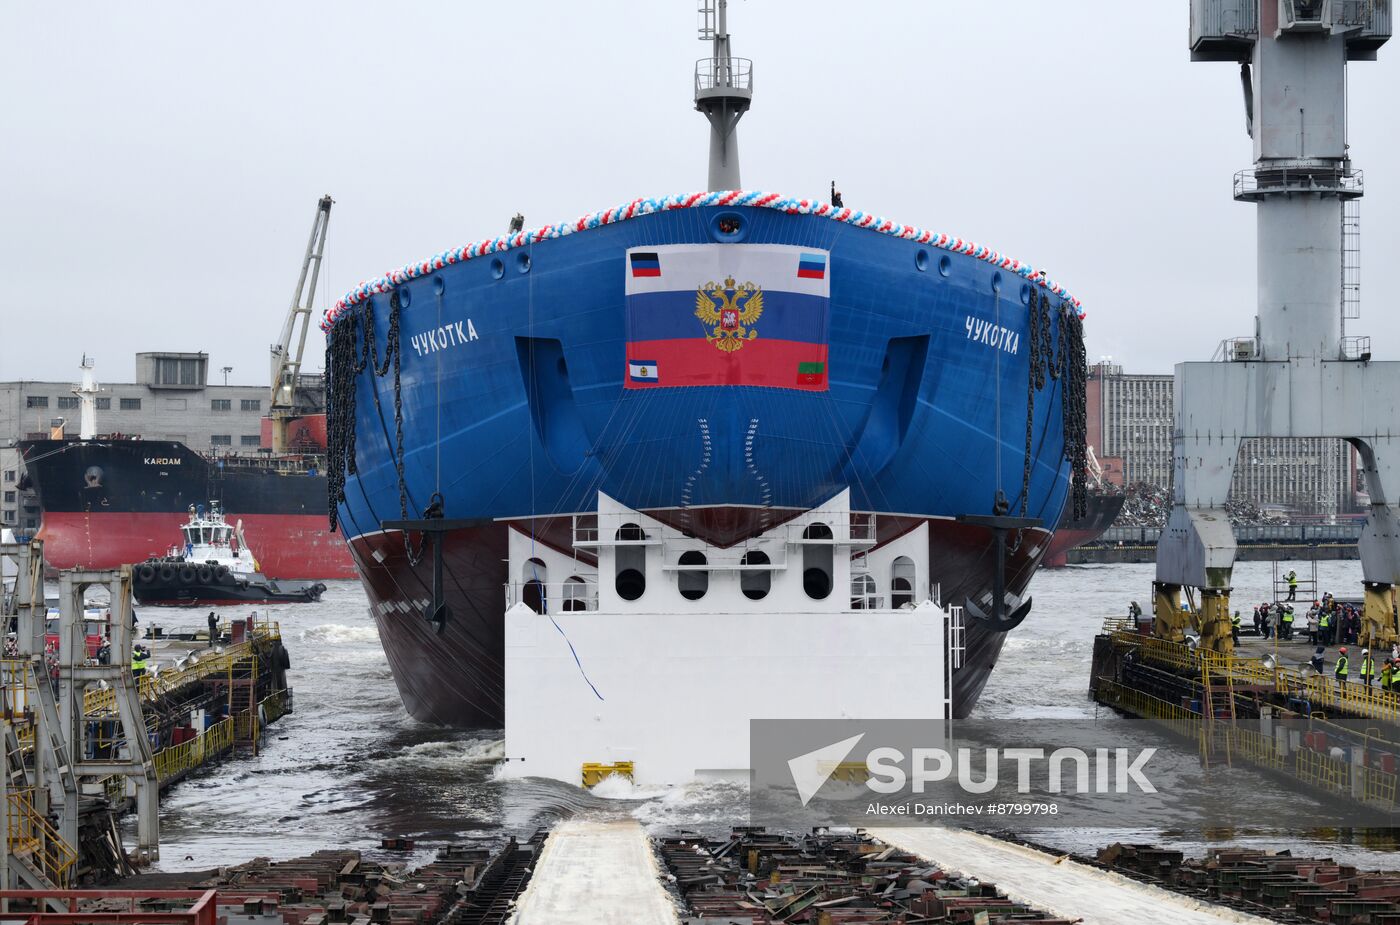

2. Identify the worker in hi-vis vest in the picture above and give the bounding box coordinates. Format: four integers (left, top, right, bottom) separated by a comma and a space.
1335, 647, 1350, 686
1360, 649, 1375, 686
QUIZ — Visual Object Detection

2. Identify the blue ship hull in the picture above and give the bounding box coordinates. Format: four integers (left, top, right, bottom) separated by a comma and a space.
328, 203, 1084, 727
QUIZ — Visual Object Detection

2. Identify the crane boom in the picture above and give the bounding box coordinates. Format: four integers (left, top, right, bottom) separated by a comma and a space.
269, 194, 333, 454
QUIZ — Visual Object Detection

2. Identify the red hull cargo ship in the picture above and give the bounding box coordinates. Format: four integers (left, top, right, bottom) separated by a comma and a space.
18, 431, 355, 580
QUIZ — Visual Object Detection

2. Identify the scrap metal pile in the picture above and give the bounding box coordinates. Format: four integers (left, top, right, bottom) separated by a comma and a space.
1098, 842, 1400, 923
77, 837, 546, 925
1114, 483, 1287, 528
657, 827, 1074, 924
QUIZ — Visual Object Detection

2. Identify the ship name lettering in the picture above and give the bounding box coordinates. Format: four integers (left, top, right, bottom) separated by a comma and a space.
410, 319, 480, 357
964, 316, 1019, 355
143, 457, 182, 465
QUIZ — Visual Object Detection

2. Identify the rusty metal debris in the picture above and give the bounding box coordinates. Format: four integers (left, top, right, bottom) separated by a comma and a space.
657, 827, 1076, 924
1097, 842, 1400, 924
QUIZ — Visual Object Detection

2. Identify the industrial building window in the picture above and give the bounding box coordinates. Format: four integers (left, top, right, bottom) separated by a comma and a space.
3, 491, 13, 503
240, 435, 261, 447
0, 511, 13, 524
210, 435, 232, 446
2, 471, 13, 482
155, 357, 203, 386
211, 399, 231, 411
96, 398, 110, 410
57, 396, 79, 409
25, 396, 47, 408
120, 398, 141, 410
241, 398, 261, 411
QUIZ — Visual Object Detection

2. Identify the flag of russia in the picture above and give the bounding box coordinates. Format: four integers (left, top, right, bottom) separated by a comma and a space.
797, 252, 827, 280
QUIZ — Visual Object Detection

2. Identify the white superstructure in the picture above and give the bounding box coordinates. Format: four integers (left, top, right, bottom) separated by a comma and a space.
502, 489, 953, 786
172, 502, 257, 577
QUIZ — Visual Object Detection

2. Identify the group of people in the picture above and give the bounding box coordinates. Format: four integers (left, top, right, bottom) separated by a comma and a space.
1309, 644, 1400, 689
1250, 593, 1361, 646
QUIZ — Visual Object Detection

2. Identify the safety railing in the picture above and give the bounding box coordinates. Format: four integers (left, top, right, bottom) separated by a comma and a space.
152, 719, 234, 783
1113, 629, 1400, 725
1295, 745, 1352, 796
1, 658, 37, 720
694, 56, 753, 94
1234, 165, 1364, 200
85, 620, 280, 716
7, 789, 77, 887
1227, 725, 1286, 769
504, 580, 599, 614
1341, 335, 1373, 361
259, 689, 291, 725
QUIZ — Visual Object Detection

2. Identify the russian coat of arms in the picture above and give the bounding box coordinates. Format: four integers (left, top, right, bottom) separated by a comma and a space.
694, 277, 764, 353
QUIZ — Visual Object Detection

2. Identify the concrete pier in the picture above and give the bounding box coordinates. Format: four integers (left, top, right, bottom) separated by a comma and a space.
510, 820, 676, 925
870, 827, 1274, 925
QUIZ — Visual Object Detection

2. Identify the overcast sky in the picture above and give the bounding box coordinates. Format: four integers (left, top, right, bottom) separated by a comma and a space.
2, 1, 1396, 386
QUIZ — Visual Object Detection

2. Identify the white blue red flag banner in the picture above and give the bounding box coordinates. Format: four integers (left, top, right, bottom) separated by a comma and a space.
624, 244, 830, 391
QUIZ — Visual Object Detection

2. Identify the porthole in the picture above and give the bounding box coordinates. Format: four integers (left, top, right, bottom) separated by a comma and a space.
710, 211, 747, 242
938, 255, 952, 277
491, 258, 505, 280
433, 277, 445, 296
398, 287, 412, 308
517, 252, 532, 274
915, 249, 929, 272
991, 271, 1003, 294
1019, 283, 1031, 305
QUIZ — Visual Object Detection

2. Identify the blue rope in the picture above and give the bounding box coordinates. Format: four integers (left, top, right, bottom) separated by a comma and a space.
548, 613, 604, 701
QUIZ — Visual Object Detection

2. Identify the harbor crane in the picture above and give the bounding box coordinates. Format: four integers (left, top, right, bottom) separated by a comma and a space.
1157, 1, 1394, 653
269, 194, 333, 454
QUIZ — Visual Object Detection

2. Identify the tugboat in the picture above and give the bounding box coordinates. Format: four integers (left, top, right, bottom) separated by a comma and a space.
132, 502, 326, 606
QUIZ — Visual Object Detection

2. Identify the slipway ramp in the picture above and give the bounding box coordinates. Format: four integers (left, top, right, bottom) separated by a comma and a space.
510, 819, 677, 925
869, 826, 1274, 925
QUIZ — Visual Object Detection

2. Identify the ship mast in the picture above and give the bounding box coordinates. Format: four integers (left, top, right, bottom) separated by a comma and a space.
72, 355, 101, 441
694, 0, 753, 190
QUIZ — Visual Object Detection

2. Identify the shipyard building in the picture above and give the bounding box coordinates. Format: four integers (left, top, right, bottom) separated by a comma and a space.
1087, 362, 1358, 518
0, 352, 276, 532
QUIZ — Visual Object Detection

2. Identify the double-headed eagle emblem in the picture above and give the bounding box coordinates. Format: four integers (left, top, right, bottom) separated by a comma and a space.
695, 277, 764, 353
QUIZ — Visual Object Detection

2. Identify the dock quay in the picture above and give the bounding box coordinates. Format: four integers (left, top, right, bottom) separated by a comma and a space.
1091, 618, 1400, 814
2, 539, 293, 891
1070, 544, 1360, 565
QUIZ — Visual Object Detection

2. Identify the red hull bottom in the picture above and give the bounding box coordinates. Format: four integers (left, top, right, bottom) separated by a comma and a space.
37, 511, 357, 580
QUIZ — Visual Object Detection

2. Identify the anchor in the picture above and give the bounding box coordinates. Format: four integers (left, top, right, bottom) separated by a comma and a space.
958, 494, 1042, 632
381, 493, 468, 635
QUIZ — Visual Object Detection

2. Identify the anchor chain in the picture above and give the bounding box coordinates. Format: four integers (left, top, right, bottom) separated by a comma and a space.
325, 291, 425, 564
1018, 288, 1045, 518
1057, 307, 1089, 521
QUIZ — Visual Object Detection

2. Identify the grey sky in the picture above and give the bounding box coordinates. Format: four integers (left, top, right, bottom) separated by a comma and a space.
2, 1, 1395, 386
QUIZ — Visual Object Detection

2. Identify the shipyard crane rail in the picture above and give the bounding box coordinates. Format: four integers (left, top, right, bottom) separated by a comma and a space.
269, 194, 333, 454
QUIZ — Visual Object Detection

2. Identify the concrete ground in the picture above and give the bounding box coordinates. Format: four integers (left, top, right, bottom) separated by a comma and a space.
510, 820, 677, 925
870, 826, 1275, 925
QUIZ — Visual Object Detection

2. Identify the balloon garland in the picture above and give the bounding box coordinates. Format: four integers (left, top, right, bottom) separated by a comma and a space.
321, 190, 1085, 332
